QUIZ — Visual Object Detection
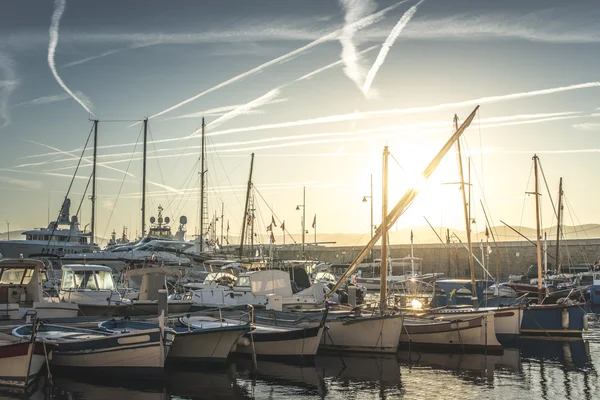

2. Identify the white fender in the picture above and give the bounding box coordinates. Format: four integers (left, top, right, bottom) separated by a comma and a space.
561, 308, 569, 329
583, 314, 589, 331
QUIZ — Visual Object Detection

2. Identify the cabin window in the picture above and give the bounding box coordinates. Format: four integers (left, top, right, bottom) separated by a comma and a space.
62, 271, 75, 289
70, 270, 114, 290
237, 276, 251, 287
0, 268, 33, 285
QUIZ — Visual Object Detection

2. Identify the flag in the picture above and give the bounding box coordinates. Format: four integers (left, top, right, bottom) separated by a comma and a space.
247, 215, 253, 225
271, 216, 276, 226
410, 230, 413, 241
227, 221, 230, 232
280, 221, 285, 230
312, 214, 316, 229
266, 223, 272, 232
270, 231, 275, 244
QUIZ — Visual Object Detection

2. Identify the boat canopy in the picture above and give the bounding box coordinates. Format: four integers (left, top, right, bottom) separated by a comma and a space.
61, 264, 115, 291
235, 269, 293, 297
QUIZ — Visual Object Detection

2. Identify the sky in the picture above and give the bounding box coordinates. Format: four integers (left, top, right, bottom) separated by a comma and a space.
0, 0, 599, 246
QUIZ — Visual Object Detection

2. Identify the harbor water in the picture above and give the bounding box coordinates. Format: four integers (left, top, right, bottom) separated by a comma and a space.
2, 315, 597, 400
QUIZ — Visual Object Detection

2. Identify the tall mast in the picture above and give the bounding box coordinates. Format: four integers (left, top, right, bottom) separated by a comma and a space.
454, 114, 477, 307
220, 202, 224, 251
141, 118, 148, 237
533, 154, 543, 303
410, 230, 415, 276
380, 146, 389, 313
200, 118, 206, 252
91, 119, 98, 245
555, 177, 563, 274
240, 153, 255, 258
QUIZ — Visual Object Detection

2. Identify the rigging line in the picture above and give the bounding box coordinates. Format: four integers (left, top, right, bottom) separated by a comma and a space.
147, 124, 174, 217
536, 158, 558, 219
74, 173, 92, 223
101, 124, 144, 241
477, 107, 485, 196
205, 131, 244, 212
388, 152, 407, 173
44, 124, 94, 251
517, 163, 534, 243
253, 186, 297, 244
562, 195, 588, 266
168, 158, 200, 217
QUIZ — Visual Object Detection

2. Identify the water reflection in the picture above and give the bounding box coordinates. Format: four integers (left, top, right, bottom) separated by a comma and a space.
8, 323, 600, 400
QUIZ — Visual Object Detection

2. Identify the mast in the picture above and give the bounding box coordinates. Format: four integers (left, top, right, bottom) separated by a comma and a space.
326, 105, 480, 297
91, 119, 98, 245
380, 146, 389, 313
141, 118, 148, 237
533, 154, 543, 303
240, 153, 255, 258
220, 202, 224, 251
555, 177, 563, 274
200, 118, 205, 252
410, 230, 415, 276
454, 114, 477, 307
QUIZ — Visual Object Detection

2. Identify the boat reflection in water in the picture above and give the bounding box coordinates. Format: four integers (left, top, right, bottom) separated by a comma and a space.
49, 375, 168, 400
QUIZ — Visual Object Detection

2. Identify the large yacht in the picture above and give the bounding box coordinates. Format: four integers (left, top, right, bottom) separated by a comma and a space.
0, 198, 99, 258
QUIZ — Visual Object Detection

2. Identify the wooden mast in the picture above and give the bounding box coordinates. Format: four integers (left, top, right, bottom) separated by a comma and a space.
141, 118, 148, 237
199, 118, 205, 252
240, 153, 255, 258
91, 119, 98, 246
555, 177, 563, 274
533, 154, 544, 303
454, 114, 477, 306
380, 146, 389, 313
326, 105, 480, 298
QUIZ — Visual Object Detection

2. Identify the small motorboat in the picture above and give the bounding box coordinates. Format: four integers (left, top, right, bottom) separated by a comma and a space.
12, 319, 174, 378
99, 317, 251, 363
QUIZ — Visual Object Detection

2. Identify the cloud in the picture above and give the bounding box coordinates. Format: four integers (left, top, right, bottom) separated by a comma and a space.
0, 176, 43, 189
160, 99, 286, 121
48, 0, 94, 115
0, 52, 19, 127
572, 122, 600, 131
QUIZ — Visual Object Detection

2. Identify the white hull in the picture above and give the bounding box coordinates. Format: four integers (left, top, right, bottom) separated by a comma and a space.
0, 241, 95, 259
320, 315, 404, 354
433, 307, 523, 339
400, 313, 502, 353
0, 302, 79, 320
52, 342, 167, 374
235, 326, 324, 357
169, 328, 246, 362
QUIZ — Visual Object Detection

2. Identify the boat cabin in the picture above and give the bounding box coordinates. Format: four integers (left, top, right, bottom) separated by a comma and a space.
59, 264, 121, 304
233, 270, 293, 297
0, 258, 44, 306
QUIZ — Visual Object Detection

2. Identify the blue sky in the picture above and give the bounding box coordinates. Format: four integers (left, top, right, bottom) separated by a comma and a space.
0, 0, 599, 245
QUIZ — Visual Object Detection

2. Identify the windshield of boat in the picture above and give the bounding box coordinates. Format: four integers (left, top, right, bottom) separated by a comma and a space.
0, 268, 34, 285
62, 269, 115, 290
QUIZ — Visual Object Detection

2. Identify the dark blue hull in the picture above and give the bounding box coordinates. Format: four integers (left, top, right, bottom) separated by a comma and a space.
520, 304, 586, 337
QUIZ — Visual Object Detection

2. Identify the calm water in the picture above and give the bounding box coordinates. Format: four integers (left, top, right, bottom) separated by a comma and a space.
3, 316, 599, 400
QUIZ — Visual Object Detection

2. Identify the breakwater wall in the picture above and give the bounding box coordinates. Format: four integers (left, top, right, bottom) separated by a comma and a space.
266, 238, 600, 279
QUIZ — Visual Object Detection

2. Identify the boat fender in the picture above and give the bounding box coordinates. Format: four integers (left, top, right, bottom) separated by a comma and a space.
561, 308, 569, 329
583, 314, 588, 331
238, 337, 251, 347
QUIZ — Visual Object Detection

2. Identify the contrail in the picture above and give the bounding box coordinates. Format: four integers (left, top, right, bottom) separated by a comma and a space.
0, 52, 19, 127
24, 81, 600, 158
135, 2, 404, 125
207, 89, 281, 130
363, 0, 425, 96
339, 0, 376, 90
48, 0, 94, 115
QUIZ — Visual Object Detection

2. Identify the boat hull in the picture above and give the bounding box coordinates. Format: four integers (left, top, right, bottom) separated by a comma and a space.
168, 326, 248, 363
432, 306, 523, 343
520, 303, 586, 337
0, 341, 50, 388
399, 313, 503, 354
320, 314, 403, 354
50, 330, 171, 377
235, 325, 324, 358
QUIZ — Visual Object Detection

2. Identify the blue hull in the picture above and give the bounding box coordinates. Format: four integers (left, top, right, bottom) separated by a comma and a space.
520, 304, 586, 337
